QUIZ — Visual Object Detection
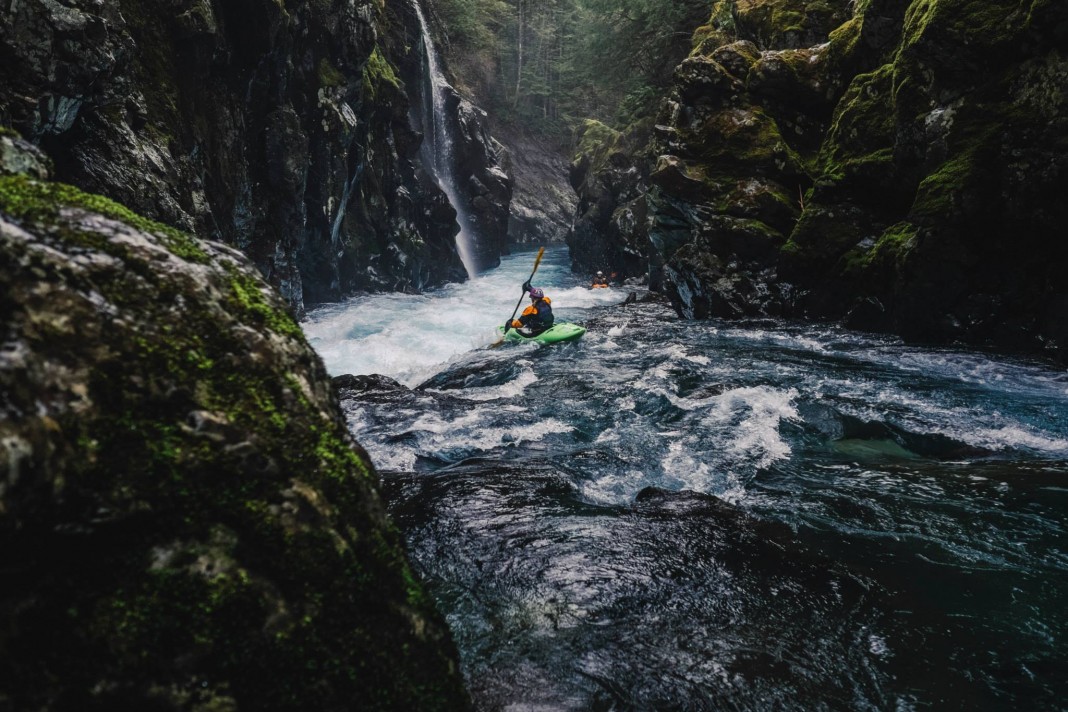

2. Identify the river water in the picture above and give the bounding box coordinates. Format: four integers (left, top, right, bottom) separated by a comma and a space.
303, 247, 1068, 711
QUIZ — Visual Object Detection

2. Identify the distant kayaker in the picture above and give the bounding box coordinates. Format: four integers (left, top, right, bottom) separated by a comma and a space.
510, 283, 554, 336
591, 271, 609, 288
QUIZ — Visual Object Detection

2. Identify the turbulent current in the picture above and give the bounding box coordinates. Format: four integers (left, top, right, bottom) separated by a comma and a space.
304, 247, 1068, 710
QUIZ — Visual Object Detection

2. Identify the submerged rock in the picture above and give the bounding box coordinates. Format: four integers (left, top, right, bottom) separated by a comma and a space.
0, 176, 469, 710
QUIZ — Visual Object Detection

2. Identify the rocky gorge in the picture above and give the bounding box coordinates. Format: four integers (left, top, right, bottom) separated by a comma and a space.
1, 0, 515, 707
2, 0, 1067, 708
0, 0, 512, 312
568, 0, 1068, 363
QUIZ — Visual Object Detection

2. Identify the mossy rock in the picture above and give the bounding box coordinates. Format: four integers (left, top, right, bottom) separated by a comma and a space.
573, 119, 626, 166
362, 46, 403, 100
0, 176, 469, 711
682, 105, 807, 180
837, 220, 918, 280
819, 63, 896, 176
732, 0, 854, 49
779, 201, 882, 281
721, 177, 800, 234
709, 40, 763, 79
570, 119, 631, 192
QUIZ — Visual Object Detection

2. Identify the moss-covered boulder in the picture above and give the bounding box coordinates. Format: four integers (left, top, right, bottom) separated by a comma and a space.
571, 0, 1067, 361
730, 0, 854, 49
782, 0, 1068, 357
0, 174, 469, 710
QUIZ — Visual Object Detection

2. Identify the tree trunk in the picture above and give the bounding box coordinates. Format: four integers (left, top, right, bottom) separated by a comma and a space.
514, 0, 524, 109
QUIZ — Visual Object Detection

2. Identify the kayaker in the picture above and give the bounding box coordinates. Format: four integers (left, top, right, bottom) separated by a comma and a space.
510, 283, 554, 336
591, 271, 609, 288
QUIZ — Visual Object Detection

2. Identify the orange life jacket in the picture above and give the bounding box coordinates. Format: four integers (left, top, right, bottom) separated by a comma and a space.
512, 297, 553, 329
520, 296, 551, 317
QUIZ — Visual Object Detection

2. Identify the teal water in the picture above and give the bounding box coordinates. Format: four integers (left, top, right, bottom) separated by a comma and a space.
305, 247, 1068, 710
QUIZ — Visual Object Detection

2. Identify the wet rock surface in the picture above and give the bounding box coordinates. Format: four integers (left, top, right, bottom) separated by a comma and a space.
0, 0, 510, 311
0, 172, 468, 710
497, 128, 576, 248
566, 120, 649, 283
567, 0, 1068, 363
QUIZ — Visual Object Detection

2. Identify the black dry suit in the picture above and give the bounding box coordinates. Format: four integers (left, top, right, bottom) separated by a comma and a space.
513, 297, 554, 335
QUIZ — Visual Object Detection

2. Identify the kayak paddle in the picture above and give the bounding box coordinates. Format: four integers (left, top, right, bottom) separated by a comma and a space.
492, 246, 545, 348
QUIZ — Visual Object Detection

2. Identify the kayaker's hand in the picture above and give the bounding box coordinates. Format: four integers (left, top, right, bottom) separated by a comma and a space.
522, 280, 531, 293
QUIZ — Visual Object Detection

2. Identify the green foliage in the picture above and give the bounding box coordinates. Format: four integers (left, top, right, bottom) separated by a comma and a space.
432, 0, 709, 134
435, 0, 510, 48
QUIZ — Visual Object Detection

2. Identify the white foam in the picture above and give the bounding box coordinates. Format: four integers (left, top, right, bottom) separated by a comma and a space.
410, 409, 573, 455
705, 386, 800, 470
580, 468, 652, 504
969, 425, 1068, 455
428, 365, 540, 402
302, 249, 627, 386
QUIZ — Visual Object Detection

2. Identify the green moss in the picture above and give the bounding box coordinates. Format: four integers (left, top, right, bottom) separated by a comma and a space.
571, 118, 631, 187
0, 126, 19, 139
908, 106, 1002, 222
318, 58, 347, 89
731, 0, 849, 46
709, 0, 738, 35
6, 172, 468, 708
361, 47, 401, 99
690, 26, 733, 57
225, 265, 304, 339
574, 119, 623, 162
685, 106, 806, 177
909, 147, 980, 220
313, 428, 372, 483
870, 221, 918, 264
818, 64, 896, 180
780, 202, 875, 278
839, 221, 918, 275
0, 175, 209, 263
899, 0, 1021, 56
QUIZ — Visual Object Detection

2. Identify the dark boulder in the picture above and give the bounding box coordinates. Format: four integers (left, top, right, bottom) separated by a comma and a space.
0, 168, 469, 710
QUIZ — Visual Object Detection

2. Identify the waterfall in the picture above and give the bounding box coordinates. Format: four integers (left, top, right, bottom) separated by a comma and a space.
412, 0, 479, 279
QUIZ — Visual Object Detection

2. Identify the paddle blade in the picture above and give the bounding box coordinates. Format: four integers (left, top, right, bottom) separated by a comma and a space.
532, 246, 545, 272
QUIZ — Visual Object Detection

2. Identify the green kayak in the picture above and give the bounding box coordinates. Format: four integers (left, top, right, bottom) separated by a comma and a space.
497, 322, 587, 344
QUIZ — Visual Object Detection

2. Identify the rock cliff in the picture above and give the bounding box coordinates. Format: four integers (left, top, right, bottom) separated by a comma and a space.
0, 0, 510, 313
0, 141, 469, 710
393, 0, 513, 272
571, 0, 1068, 361
567, 120, 649, 282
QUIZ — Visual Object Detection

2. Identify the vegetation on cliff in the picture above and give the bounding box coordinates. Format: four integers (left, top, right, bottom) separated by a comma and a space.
565, 0, 1068, 361
0, 0, 511, 311
429, 0, 709, 133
